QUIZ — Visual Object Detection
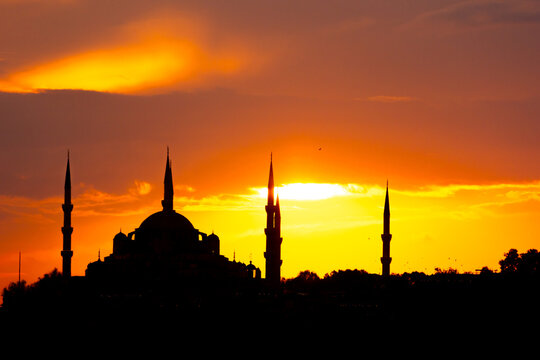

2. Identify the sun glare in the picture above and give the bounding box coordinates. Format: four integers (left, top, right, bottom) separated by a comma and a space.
253, 183, 363, 201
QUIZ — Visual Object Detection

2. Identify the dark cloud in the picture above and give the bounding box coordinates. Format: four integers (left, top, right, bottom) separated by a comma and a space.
415, 0, 540, 27
0, 0, 539, 200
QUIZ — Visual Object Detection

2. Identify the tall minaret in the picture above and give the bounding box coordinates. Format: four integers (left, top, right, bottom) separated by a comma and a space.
264, 154, 283, 284
275, 195, 281, 239
381, 181, 392, 276
61, 152, 73, 278
162, 147, 174, 212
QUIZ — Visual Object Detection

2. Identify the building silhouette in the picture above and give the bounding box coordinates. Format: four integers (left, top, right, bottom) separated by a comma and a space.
264, 155, 283, 284
381, 181, 392, 276
61, 152, 73, 278
84, 149, 261, 285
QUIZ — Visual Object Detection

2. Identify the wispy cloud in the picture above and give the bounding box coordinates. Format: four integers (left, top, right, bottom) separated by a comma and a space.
0, 180, 156, 222
2, 180, 540, 221
407, 0, 540, 30
250, 183, 384, 201
395, 182, 540, 198
178, 194, 262, 212
0, 194, 60, 223
131, 180, 152, 196
364, 95, 417, 103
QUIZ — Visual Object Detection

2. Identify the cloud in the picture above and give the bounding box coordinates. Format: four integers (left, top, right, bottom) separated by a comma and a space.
131, 180, 152, 196
250, 183, 384, 201
0, 12, 248, 94
395, 182, 540, 198
0, 183, 156, 222
178, 194, 262, 212
409, 0, 540, 29
2, 180, 540, 223
0, 194, 60, 223
0, 37, 241, 94
364, 95, 417, 103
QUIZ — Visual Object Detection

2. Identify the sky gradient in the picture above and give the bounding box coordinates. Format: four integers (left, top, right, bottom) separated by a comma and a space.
1, 0, 540, 294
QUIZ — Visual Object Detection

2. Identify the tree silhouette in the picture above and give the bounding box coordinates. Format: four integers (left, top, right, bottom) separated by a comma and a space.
434, 267, 458, 275
478, 266, 494, 275
499, 248, 540, 275
499, 248, 520, 273
1, 280, 28, 310
295, 270, 320, 281
518, 249, 540, 274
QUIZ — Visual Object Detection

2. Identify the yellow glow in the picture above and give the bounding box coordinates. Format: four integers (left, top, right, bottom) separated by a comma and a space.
4, 179, 540, 295
0, 37, 241, 93
252, 183, 380, 201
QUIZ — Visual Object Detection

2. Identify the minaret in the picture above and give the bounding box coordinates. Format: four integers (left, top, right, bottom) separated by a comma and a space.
162, 147, 174, 212
264, 154, 283, 285
381, 181, 392, 276
275, 195, 281, 238
61, 152, 73, 278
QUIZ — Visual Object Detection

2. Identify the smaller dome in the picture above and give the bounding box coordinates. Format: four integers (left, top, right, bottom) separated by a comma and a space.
113, 231, 128, 241
204, 232, 220, 255
113, 230, 130, 255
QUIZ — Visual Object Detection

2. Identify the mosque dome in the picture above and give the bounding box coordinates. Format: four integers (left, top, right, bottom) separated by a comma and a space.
113, 230, 130, 255
207, 233, 219, 241
135, 210, 199, 254
138, 210, 195, 232
204, 232, 220, 255
113, 231, 128, 241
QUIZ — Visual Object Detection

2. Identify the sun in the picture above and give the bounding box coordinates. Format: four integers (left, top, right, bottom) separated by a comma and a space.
253, 183, 357, 201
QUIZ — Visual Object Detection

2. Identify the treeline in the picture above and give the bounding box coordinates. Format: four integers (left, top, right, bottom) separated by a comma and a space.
277, 248, 540, 331
1, 268, 76, 312
3, 248, 540, 333
284, 247, 540, 286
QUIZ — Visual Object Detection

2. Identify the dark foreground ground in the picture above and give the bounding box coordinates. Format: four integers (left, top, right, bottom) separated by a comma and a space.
2, 270, 540, 347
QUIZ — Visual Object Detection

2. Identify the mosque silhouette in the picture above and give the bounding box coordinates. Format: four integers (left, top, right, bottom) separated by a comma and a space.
2, 148, 397, 336
9, 149, 540, 339
83, 149, 264, 286
61, 149, 392, 287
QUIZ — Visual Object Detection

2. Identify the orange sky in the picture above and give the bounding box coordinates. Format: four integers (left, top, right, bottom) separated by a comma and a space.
1, 0, 540, 296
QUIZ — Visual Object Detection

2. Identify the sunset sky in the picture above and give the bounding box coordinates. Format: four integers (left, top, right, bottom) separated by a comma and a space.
2, 0, 540, 294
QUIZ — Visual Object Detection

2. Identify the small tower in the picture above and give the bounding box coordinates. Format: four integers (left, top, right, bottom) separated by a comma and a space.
61, 152, 74, 278
381, 181, 392, 276
264, 154, 283, 285
162, 147, 174, 212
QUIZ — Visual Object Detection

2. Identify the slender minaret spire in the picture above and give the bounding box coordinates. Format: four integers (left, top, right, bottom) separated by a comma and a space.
162, 147, 174, 212
264, 154, 283, 285
61, 151, 74, 278
381, 180, 392, 276
267, 153, 274, 206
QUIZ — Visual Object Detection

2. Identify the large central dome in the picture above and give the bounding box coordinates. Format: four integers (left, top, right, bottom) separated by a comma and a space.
139, 210, 195, 232
136, 209, 199, 254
